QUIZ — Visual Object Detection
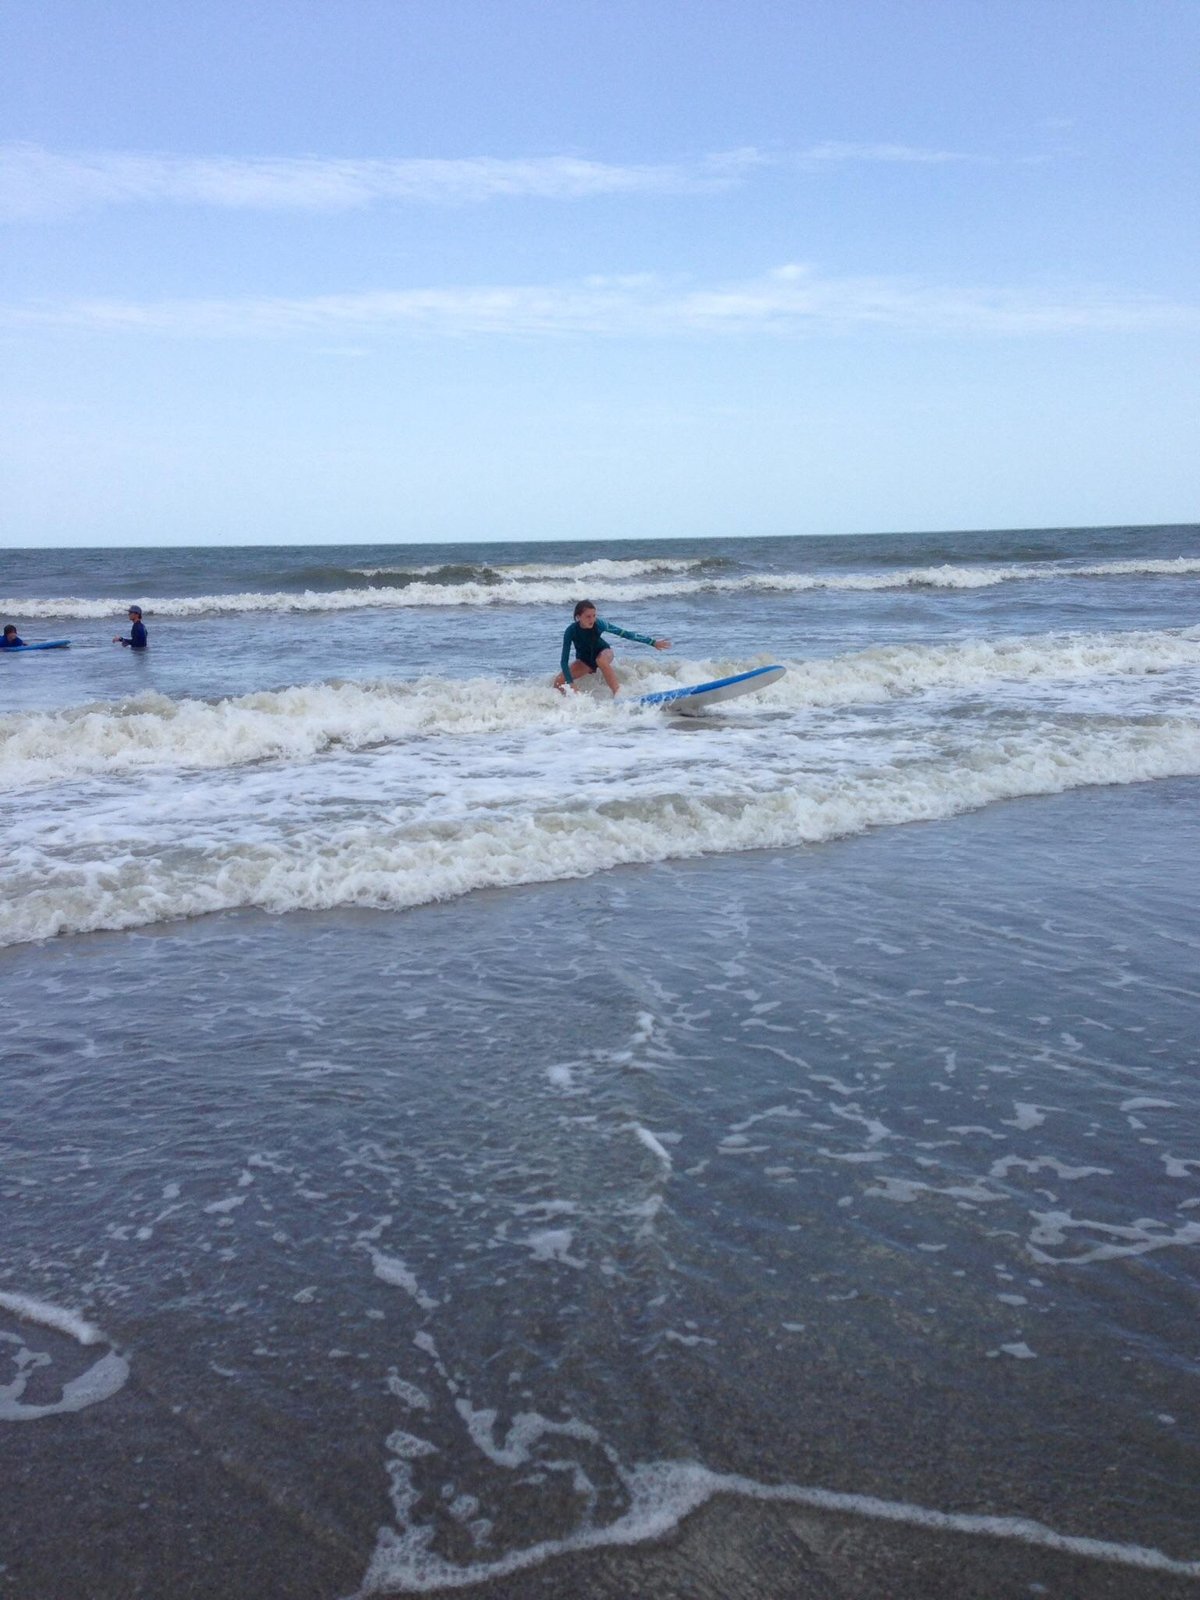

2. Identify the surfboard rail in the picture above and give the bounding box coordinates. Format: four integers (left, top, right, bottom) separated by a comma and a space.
636, 663, 786, 713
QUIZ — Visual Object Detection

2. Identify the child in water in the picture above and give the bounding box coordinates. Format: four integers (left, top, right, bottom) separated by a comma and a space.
113, 606, 148, 649
555, 599, 670, 696
1, 625, 25, 648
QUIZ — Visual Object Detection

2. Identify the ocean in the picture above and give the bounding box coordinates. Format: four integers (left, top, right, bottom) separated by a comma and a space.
1, 525, 1199, 1599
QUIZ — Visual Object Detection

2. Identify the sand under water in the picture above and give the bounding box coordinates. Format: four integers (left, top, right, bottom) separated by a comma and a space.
3, 777, 1198, 1599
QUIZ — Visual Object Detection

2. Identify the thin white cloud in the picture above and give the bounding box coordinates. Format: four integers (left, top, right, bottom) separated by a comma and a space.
796, 141, 972, 166
6, 265, 1197, 339
0, 142, 764, 220
0, 140, 978, 220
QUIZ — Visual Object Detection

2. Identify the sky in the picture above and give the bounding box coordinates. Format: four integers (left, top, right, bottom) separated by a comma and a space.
1, 0, 1197, 549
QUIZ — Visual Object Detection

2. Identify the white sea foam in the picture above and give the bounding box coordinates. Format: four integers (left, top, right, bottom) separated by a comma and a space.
4, 555, 1197, 618
0, 578, 691, 619
0, 676, 578, 789
3, 710, 1199, 947
989, 1156, 1112, 1182
2, 628, 1197, 791
726, 556, 1200, 594
773, 628, 1200, 710
385, 1429, 439, 1461
523, 1229, 583, 1266
386, 1374, 433, 1411
1027, 1212, 1200, 1266
451, 1404, 600, 1470
630, 1125, 673, 1167
0, 1291, 107, 1346
366, 1249, 440, 1311
359, 1457, 1200, 1593
0, 1291, 130, 1423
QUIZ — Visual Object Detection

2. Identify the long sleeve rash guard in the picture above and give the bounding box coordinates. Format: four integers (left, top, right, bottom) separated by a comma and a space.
560, 617, 655, 682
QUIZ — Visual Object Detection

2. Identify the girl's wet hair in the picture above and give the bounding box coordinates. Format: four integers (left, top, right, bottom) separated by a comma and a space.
573, 599, 596, 620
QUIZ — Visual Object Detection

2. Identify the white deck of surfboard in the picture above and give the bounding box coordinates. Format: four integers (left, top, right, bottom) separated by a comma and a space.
637, 663, 786, 715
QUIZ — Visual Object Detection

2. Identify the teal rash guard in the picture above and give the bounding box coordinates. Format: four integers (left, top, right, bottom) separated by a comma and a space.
561, 618, 656, 683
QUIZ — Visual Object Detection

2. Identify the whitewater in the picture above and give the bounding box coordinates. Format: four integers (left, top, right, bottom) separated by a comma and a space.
3, 619, 1200, 947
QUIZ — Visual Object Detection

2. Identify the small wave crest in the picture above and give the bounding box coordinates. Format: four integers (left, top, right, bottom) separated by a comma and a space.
767, 627, 1200, 708
724, 556, 1200, 595
351, 555, 727, 583
0, 577, 691, 619
299, 561, 508, 590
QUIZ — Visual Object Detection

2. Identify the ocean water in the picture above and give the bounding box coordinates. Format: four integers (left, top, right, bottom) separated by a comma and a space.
2, 525, 1199, 1598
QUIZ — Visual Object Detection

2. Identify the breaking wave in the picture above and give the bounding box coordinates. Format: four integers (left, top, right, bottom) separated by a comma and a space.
4, 556, 1197, 619
2, 628, 1197, 790
3, 712, 1199, 947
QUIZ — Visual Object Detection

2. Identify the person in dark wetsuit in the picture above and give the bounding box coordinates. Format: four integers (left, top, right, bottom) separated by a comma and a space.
555, 599, 671, 696
113, 606, 148, 649
1, 625, 25, 648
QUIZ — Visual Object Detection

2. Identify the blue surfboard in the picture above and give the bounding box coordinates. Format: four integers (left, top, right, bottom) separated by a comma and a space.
637, 663, 786, 714
2, 640, 71, 652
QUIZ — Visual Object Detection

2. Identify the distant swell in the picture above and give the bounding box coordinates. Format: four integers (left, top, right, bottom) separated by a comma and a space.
348, 555, 730, 583
297, 561, 508, 590
4, 556, 1197, 619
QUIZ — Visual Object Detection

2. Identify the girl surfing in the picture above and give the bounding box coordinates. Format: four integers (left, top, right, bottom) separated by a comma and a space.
555, 599, 671, 697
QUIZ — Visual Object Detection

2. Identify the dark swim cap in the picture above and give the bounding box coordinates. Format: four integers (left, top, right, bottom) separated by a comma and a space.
128, 605, 143, 617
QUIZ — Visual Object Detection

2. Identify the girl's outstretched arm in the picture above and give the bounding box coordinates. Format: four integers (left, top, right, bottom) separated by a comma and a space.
597, 619, 671, 649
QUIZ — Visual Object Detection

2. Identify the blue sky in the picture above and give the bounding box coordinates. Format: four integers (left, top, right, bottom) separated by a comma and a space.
1, 0, 1197, 548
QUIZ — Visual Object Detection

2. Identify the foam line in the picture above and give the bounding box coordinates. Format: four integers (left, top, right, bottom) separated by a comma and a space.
356, 1460, 1200, 1593
0, 1290, 107, 1346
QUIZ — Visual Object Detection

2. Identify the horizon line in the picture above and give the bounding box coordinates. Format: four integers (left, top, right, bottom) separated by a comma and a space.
4, 521, 1195, 554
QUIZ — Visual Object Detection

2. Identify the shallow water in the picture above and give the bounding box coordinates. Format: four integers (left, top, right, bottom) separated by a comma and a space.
3, 780, 1198, 1598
